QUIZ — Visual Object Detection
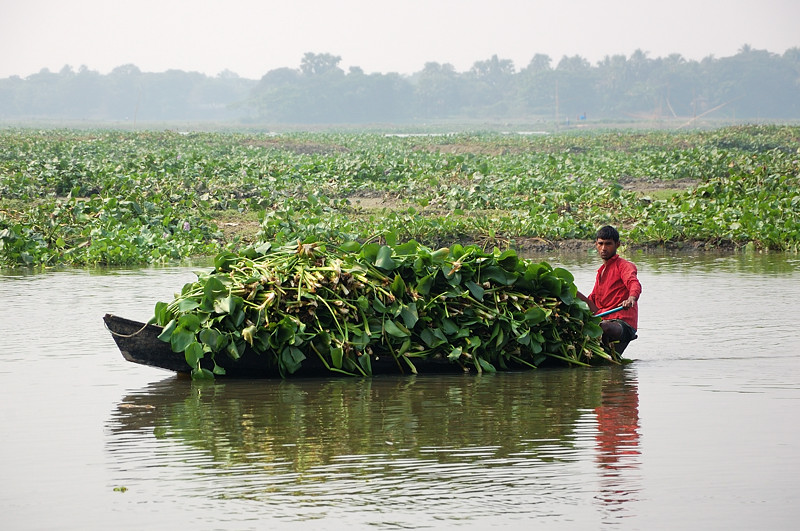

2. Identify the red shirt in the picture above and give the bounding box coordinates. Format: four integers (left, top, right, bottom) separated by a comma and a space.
588, 254, 642, 330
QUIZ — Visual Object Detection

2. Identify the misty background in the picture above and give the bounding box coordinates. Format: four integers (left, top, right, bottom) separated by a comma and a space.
2, 47, 798, 126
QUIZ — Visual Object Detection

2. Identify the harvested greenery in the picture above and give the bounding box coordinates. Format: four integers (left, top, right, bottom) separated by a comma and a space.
152, 240, 615, 379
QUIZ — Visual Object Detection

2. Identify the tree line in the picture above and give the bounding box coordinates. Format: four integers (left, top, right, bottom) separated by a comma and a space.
1, 46, 798, 125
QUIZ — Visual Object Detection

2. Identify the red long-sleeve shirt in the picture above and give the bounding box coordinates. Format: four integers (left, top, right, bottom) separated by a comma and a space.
588, 254, 642, 330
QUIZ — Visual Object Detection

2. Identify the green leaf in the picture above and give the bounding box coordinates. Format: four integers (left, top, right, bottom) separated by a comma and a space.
203, 275, 227, 301
400, 303, 418, 328
213, 252, 238, 272
231, 307, 246, 327
170, 328, 196, 352
524, 307, 546, 324
465, 280, 485, 300
553, 267, 575, 283
476, 356, 496, 373
191, 367, 215, 380
184, 341, 204, 368
583, 321, 603, 338
226, 340, 241, 360
416, 273, 434, 295
441, 318, 460, 336
375, 245, 397, 270
177, 313, 202, 332
495, 326, 505, 347
339, 240, 362, 252
372, 297, 388, 313
269, 318, 297, 349
390, 273, 406, 298
541, 275, 562, 296
157, 318, 177, 342
331, 347, 344, 369
524, 262, 549, 282
420, 327, 447, 348
358, 352, 372, 375
383, 319, 411, 338
430, 247, 450, 263
466, 335, 482, 349
497, 249, 519, 270
349, 329, 370, 348
177, 298, 201, 312
281, 346, 305, 374
397, 338, 412, 355
442, 264, 461, 286
214, 294, 235, 314
481, 265, 517, 286
198, 328, 224, 351
394, 240, 419, 256
516, 329, 531, 346
153, 301, 171, 325
253, 241, 272, 254
359, 243, 380, 263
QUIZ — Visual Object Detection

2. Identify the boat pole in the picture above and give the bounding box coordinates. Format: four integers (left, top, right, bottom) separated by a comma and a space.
594, 306, 624, 318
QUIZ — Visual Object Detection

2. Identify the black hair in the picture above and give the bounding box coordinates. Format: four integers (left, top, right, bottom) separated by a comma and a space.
596, 225, 620, 242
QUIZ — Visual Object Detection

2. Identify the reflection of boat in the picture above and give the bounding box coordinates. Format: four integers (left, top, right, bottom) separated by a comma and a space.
108, 369, 617, 467
106, 367, 641, 520
104, 313, 468, 377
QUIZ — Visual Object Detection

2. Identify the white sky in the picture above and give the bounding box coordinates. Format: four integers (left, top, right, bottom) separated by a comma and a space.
2, 0, 798, 79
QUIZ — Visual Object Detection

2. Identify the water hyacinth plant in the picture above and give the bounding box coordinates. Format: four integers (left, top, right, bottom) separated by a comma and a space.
153, 240, 617, 379
2, 125, 798, 268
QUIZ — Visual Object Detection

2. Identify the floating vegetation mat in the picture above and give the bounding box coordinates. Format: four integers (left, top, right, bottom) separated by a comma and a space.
153, 240, 620, 379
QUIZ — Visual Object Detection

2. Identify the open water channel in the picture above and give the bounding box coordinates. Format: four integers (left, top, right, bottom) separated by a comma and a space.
1, 250, 799, 530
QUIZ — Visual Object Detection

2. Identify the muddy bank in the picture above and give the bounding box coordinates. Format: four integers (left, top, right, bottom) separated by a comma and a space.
506, 237, 745, 256
214, 216, 752, 257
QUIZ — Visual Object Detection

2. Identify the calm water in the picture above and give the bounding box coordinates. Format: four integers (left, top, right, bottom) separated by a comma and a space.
1, 251, 799, 530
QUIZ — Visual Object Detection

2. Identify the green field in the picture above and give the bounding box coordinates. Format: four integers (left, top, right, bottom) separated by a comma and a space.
1, 125, 798, 268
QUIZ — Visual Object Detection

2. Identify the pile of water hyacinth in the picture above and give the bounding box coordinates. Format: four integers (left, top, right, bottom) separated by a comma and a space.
153, 240, 621, 379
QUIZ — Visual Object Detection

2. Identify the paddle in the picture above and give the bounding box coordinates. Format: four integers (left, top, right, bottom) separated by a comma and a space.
594, 305, 624, 318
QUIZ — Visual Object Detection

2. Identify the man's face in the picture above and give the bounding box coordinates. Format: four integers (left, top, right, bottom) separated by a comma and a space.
595, 238, 619, 261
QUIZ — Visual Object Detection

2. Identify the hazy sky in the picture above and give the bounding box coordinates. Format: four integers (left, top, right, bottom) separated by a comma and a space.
2, 0, 798, 79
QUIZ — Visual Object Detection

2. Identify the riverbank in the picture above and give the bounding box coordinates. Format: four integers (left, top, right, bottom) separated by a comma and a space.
1, 125, 798, 268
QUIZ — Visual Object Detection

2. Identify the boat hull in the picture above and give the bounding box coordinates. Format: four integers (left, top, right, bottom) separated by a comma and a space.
103, 314, 465, 378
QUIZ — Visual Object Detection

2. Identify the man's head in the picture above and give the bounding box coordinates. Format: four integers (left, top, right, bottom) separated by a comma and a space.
595, 225, 620, 261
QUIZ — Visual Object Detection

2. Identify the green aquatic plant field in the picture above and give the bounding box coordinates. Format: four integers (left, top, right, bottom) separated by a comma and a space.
1, 125, 798, 268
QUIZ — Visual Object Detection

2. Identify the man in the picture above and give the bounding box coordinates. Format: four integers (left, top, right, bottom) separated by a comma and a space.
577, 225, 642, 354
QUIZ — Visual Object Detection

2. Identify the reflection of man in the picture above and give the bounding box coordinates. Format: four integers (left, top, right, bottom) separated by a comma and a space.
577, 226, 642, 354
594, 368, 641, 511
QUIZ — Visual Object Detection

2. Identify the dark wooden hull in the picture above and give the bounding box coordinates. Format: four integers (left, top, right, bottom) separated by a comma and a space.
103, 314, 466, 378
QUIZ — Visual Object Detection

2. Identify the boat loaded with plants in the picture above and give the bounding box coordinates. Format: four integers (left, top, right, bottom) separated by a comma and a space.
4, 126, 797, 377
105, 240, 620, 379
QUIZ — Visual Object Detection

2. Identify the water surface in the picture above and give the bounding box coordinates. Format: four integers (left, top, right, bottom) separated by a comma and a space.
1, 252, 798, 529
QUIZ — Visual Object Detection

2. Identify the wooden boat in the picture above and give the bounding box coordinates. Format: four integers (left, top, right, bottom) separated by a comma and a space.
104, 313, 467, 378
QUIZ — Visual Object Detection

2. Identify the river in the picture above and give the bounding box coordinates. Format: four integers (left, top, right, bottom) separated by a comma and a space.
1, 250, 798, 530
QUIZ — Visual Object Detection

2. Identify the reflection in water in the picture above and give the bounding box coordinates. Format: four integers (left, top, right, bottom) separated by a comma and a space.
594, 369, 641, 519
108, 368, 640, 526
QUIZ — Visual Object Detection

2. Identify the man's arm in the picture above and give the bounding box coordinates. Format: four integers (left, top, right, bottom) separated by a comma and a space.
621, 261, 642, 309
577, 291, 599, 313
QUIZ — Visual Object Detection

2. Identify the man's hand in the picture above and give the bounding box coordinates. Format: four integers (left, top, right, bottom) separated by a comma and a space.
577, 291, 598, 313
621, 296, 637, 309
